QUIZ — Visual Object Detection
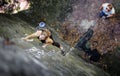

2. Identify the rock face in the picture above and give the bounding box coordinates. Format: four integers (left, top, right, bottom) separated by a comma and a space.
0, 14, 109, 76
0, 40, 54, 76
0, 0, 120, 76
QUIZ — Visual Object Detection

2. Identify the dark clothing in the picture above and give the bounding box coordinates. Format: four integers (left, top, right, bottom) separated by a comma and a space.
52, 41, 60, 48
41, 40, 46, 43
40, 35, 61, 48
86, 49, 101, 62
74, 28, 100, 62
75, 28, 94, 52
50, 35, 60, 48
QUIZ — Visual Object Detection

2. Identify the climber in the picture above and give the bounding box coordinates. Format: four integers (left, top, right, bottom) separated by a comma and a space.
75, 28, 101, 62
22, 22, 66, 56
75, 28, 94, 52
99, 3, 115, 19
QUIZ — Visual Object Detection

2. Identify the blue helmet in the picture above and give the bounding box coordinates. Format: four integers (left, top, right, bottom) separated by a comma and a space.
39, 22, 46, 28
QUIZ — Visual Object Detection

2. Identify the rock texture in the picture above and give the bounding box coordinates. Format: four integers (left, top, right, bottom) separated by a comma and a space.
0, 14, 109, 76
0, 0, 120, 76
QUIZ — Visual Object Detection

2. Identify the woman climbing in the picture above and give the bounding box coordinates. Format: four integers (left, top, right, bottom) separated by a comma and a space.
22, 22, 66, 56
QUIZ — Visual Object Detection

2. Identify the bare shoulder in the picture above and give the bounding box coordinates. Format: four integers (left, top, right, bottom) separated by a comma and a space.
45, 37, 53, 44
